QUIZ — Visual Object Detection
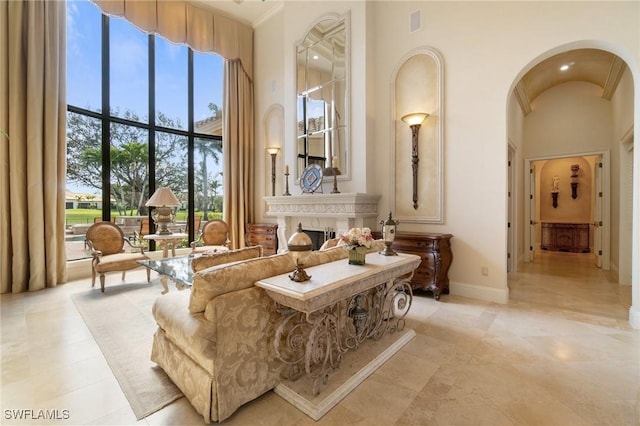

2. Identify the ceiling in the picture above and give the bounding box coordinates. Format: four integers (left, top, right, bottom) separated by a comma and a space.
189, 0, 282, 28
189, 3, 628, 118
514, 49, 627, 116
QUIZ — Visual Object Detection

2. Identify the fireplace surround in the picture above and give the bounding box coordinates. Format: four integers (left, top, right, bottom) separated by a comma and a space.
264, 193, 381, 252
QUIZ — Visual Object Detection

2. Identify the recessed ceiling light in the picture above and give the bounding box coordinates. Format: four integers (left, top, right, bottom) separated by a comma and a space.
312, 55, 319, 60
560, 64, 570, 71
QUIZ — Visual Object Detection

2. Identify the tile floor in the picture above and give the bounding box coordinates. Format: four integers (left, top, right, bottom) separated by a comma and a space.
1, 251, 638, 425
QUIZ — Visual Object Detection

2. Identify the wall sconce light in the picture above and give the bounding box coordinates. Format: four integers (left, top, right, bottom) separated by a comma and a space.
379, 212, 399, 256
266, 146, 280, 196
145, 187, 181, 234
401, 112, 429, 210
551, 174, 559, 208
570, 164, 579, 199
287, 223, 313, 282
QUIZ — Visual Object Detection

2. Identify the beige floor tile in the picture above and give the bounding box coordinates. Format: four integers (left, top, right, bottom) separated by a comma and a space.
1, 249, 637, 426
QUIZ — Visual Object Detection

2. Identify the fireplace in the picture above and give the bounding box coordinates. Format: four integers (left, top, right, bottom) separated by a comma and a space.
264, 192, 381, 252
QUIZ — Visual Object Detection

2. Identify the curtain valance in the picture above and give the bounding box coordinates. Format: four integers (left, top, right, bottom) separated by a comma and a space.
92, 0, 253, 81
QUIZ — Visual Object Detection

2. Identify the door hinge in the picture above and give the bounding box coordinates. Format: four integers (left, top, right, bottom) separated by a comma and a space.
598, 162, 603, 168
599, 192, 603, 197
529, 246, 533, 251
599, 221, 603, 226
599, 250, 603, 255
530, 194, 533, 200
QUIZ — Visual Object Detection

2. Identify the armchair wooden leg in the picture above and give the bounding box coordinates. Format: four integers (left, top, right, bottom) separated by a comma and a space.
122, 271, 126, 281
100, 274, 106, 293
91, 269, 96, 287
146, 268, 151, 282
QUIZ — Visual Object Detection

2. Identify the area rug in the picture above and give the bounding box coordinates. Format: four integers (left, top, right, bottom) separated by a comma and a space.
71, 282, 183, 419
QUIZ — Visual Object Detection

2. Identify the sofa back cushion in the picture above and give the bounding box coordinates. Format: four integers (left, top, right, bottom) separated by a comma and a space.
189, 253, 295, 313
189, 246, 355, 314
191, 245, 263, 272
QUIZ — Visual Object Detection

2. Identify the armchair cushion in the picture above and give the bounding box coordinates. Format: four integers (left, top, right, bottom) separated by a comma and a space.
92, 252, 149, 273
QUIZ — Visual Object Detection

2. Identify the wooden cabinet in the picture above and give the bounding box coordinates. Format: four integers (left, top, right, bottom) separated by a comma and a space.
541, 223, 590, 253
245, 223, 278, 256
375, 232, 453, 300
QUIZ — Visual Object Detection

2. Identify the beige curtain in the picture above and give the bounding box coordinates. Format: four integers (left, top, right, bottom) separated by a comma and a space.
223, 60, 255, 249
0, 1, 67, 293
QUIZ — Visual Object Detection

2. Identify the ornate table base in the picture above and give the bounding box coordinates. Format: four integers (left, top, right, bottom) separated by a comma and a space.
273, 277, 413, 396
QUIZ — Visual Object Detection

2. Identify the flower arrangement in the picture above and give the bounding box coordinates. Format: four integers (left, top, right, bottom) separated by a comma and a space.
339, 227, 373, 249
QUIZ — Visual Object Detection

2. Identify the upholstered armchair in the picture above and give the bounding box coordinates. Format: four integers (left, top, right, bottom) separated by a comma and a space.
190, 219, 231, 253
86, 221, 151, 292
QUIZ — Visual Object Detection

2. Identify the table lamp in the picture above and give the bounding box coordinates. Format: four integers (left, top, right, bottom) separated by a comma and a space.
145, 187, 180, 235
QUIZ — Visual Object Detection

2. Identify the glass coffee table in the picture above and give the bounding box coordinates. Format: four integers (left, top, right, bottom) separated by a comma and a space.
138, 254, 196, 294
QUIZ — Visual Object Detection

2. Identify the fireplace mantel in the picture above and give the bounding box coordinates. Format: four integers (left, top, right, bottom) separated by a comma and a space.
264, 193, 381, 252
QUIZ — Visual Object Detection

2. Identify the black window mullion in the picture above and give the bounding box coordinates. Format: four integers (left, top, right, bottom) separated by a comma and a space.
148, 34, 156, 238
187, 49, 195, 242
101, 14, 110, 221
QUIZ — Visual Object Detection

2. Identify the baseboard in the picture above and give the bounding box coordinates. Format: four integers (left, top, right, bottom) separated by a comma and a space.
629, 305, 640, 330
449, 281, 509, 304
274, 328, 415, 421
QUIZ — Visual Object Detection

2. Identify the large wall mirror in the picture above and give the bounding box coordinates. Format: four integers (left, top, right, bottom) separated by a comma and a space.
296, 13, 349, 180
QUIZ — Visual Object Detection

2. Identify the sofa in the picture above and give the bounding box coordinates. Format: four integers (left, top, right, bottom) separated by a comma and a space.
150, 243, 369, 423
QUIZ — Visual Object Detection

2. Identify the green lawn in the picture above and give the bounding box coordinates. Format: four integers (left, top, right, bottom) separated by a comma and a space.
65, 209, 222, 226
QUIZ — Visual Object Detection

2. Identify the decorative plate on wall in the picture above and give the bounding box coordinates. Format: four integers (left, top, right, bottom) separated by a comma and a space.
300, 164, 323, 193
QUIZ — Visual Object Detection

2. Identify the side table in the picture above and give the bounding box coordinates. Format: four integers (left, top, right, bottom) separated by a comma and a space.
143, 233, 187, 258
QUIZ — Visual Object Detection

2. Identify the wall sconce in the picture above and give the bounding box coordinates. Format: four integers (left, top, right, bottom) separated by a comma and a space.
379, 212, 399, 256
266, 146, 280, 196
551, 174, 559, 208
287, 223, 313, 282
570, 164, 579, 199
145, 187, 181, 234
401, 112, 429, 210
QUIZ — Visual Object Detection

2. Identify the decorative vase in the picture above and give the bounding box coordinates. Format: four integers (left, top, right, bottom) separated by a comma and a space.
348, 246, 367, 265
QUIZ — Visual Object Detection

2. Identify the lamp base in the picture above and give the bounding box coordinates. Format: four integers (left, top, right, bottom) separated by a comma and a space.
379, 242, 398, 256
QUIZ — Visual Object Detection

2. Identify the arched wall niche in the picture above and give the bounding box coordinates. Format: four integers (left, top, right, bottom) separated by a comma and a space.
392, 47, 444, 223
538, 156, 593, 224
264, 104, 285, 196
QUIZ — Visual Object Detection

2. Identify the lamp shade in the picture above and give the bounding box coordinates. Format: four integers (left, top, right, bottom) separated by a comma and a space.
145, 187, 180, 207
401, 112, 429, 126
266, 146, 280, 155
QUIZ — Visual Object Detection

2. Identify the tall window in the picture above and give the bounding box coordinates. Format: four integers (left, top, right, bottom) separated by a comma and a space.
65, 0, 223, 260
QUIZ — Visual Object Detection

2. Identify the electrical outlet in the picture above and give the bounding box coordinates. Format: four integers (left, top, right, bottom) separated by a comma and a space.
481, 267, 489, 276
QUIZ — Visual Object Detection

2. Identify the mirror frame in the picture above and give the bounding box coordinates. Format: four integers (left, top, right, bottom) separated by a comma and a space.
295, 12, 350, 183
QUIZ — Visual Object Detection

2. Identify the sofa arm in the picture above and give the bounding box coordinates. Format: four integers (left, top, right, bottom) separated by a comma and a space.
204, 286, 283, 421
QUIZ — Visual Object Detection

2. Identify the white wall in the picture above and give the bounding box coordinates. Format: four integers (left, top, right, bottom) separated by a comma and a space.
612, 68, 635, 285
524, 82, 614, 157
254, 1, 639, 306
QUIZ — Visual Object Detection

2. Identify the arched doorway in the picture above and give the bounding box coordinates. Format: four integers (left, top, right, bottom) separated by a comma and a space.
506, 43, 637, 327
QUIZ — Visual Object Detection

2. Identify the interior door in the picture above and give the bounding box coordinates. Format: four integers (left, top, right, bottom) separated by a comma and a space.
594, 156, 603, 268
507, 147, 514, 272
529, 164, 536, 262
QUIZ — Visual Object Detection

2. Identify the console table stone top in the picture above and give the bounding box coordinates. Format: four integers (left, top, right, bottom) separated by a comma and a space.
256, 252, 421, 313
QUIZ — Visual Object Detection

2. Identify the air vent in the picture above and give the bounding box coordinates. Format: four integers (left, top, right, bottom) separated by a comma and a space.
410, 10, 421, 33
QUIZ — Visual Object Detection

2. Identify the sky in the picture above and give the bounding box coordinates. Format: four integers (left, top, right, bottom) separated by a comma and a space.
66, 0, 224, 195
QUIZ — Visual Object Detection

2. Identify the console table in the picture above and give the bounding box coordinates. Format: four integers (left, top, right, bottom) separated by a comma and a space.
256, 253, 421, 407
541, 222, 590, 253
